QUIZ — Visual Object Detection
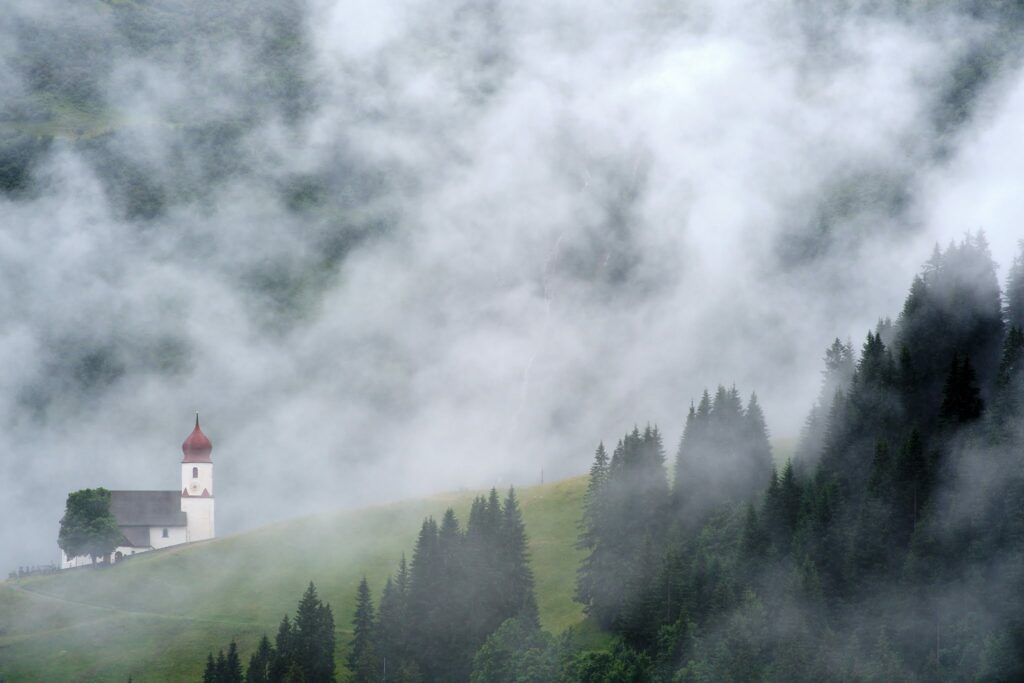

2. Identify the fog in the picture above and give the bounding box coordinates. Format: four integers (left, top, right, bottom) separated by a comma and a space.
2, 0, 1023, 570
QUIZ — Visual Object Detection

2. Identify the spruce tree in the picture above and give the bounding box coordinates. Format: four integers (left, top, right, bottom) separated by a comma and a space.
1006, 242, 1024, 331
408, 517, 441, 679
779, 460, 802, 537
245, 635, 274, 683
269, 616, 293, 682
576, 443, 610, 613
294, 582, 335, 683
378, 563, 421, 681
744, 393, 774, 495
580, 442, 609, 542
500, 487, 539, 625
214, 650, 227, 683
202, 653, 216, 683
317, 602, 337, 682
349, 577, 378, 682
740, 504, 768, 560
672, 406, 696, 499
992, 326, 1024, 435
940, 353, 984, 424
894, 430, 928, 542
224, 641, 243, 683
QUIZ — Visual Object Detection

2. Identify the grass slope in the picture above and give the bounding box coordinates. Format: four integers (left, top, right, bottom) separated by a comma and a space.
0, 476, 589, 683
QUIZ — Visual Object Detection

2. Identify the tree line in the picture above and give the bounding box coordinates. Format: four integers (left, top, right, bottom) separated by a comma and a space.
562, 233, 1024, 680
348, 487, 538, 682
199, 582, 336, 683
194, 234, 1024, 681
195, 487, 538, 683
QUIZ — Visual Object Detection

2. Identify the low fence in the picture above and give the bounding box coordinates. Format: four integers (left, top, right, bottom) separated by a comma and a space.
7, 564, 59, 580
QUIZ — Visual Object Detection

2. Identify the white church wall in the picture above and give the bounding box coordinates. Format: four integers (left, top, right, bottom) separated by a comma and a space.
60, 551, 92, 569
149, 525, 188, 549
181, 497, 215, 541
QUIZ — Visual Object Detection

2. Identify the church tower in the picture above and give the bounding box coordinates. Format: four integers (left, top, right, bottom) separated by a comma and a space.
180, 414, 215, 542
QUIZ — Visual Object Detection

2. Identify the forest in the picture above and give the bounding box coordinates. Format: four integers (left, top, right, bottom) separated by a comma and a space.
193, 234, 1024, 681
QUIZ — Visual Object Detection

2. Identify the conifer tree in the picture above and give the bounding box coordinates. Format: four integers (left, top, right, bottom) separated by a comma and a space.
992, 326, 1024, 435
672, 406, 696, 498
779, 460, 801, 537
581, 442, 609, 538
740, 504, 768, 560
349, 577, 378, 682
500, 488, 539, 625
763, 465, 782, 548
376, 562, 413, 679
744, 393, 774, 495
293, 582, 335, 683
1006, 243, 1024, 331
214, 650, 227, 683
245, 635, 274, 683
202, 653, 216, 683
224, 641, 243, 683
269, 616, 294, 682
576, 443, 611, 613
408, 517, 442, 679
894, 430, 928, 535
940, 353, 984, 424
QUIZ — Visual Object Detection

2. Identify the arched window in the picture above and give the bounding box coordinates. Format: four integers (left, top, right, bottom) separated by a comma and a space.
192, 467, 198, 478
162, 528, 169, 538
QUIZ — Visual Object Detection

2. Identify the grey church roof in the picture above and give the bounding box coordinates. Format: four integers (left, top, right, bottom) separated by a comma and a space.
120, 526, 152, 548
110, 490, 186, 528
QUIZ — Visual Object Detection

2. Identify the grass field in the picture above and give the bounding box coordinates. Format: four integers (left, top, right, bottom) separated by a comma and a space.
0, 476, 590, 682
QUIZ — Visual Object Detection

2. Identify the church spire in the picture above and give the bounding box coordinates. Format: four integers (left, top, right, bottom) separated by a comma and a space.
182, 413, 213, 463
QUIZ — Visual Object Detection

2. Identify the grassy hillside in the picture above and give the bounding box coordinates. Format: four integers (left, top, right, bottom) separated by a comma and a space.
0, 476, 590, 682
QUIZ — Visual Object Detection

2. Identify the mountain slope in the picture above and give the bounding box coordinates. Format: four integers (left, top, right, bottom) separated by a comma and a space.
0, 476, 588, 682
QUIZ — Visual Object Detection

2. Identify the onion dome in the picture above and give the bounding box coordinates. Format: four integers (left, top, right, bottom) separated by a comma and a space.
182, 413, 213, 463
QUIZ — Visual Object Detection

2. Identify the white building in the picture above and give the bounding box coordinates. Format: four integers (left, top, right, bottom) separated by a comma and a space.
61, 416, 217, 568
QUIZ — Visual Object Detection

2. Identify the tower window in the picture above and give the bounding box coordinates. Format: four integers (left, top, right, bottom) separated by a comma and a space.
192, 467, 198, 478
162, 528, 169, 538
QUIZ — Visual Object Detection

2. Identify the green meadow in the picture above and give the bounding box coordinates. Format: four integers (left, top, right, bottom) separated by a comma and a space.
0, 476, 591, 683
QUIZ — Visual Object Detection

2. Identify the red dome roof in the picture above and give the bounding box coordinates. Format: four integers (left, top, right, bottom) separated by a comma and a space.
182, 414, 213, 463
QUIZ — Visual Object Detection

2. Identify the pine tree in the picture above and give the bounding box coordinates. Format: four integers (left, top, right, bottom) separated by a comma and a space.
763, 466, 782, 549
672, 406, 696, 498
294, 582, 335, 683
270, 616, 294, 682
224, 641, 243, 683
867, 441, 894, 500
580, 442, 609, 542
245, 635, 274, 683
202, 653, 216, 683
1007, 242, 1024, 331
992, 326, 1024, 435
779, 460, 802, 537
894, 430, 928, 542
438, 507, 473, 681
575, 446, 613, 618
214, 650, 227, 683
744, 393, 774, 496
500, 487, 539, 625
940, 353, 984, 424
376, 575, 406, 676
408, 517, 441, 679
740, 504, 768, 560
349, 577, 378, 682
317, 602, 337, 682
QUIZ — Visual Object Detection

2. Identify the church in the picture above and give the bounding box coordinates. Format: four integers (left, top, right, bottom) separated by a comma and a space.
60, 416, 217, 568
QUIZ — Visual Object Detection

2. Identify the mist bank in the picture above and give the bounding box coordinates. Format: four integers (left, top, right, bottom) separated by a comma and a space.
2, 0, 1024, 569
